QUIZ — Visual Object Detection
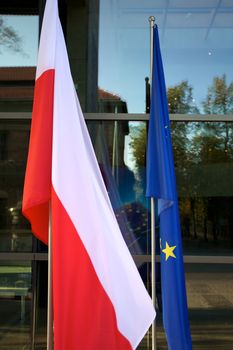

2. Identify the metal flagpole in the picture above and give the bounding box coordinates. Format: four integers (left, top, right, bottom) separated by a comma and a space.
149, 15, 156, 350
47, 208, 53, 350
112, 106, 119, 184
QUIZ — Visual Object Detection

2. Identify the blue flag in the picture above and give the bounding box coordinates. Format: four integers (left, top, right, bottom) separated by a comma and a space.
146, 25, 192, 350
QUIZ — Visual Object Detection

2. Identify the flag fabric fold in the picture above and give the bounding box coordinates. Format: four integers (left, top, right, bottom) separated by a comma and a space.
22, 0, 155, 349
146, 25, 192, 350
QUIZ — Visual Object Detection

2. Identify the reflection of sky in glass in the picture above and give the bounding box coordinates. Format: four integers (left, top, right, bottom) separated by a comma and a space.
98, 0, 233, 113
0, 15, 38, 67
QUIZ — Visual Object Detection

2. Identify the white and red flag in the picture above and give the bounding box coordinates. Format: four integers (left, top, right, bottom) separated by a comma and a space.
22, 0, 155, 349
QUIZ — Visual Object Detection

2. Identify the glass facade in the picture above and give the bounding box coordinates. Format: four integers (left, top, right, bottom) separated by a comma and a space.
0, 260, 32, 349
0, 15, 38, 68
0, 0, 233, 349
98, 0, 233, 114
0, 121, 32, 253
174, 121, 233, 255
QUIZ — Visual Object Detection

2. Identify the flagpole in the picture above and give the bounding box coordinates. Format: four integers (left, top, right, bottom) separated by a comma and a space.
47, 208, 53, 350
149, 15, 156, 350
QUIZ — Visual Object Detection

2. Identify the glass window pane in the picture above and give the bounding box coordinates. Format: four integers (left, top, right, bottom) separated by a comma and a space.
35, 261, 47, 350
0, 15, 38, 67
98, 0, 233, 113
0, 121, 32, 252
0, 15, 38, 112
0, 261, 32, 349
172, 121, 233, 255
87, 120, 151, 255
87, 119, 233, 256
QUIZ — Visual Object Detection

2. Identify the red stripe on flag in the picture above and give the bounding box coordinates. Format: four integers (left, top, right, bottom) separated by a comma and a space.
52, 187, 133, 350
23, 70, 55, 244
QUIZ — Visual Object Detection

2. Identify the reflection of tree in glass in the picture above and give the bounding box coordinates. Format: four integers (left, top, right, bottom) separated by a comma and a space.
167, 80, 199, 114
181, 75, 233, 251
191, 123, 233, 164
189, 118, 233, 248
130, 81, 198, 171
200, 75, 233, 163
171, 122, 194, 238
130, 124, 146, 171
203, 74, 233, 114
165, 82, 197, 239
0, 16, 23, 53
130, 78, 233, 252
172, 122, 191, 168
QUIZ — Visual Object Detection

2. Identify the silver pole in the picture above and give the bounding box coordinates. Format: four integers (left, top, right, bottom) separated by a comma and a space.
47, 209, 53, 350
112, 106, 119, 184
149, 15, 156, 350
149, 16, 155, 86
150, 196, 156, 350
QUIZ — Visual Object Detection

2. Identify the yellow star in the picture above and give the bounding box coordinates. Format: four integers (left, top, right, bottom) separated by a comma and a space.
162, 241, 176, 261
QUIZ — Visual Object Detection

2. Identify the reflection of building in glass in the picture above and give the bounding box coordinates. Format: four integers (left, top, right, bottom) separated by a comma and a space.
0, 67, 128, 113
94, 88, 129, 169
98, 88, 128, 113
0, 67, 34, 112
97, 88, 129, 170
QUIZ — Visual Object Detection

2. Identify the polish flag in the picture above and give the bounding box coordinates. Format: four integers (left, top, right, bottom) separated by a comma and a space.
22, 0, 155, 349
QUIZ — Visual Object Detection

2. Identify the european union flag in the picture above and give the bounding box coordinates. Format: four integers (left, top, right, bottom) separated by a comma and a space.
146, 25, 192, 350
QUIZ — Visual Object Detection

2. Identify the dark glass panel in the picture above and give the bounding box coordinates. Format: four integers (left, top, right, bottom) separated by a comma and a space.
0, 261, 32, 349
0, 121, 32, 252
34, 261, 47, 350
172, 121, 233, 255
